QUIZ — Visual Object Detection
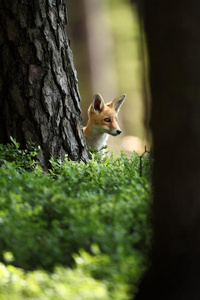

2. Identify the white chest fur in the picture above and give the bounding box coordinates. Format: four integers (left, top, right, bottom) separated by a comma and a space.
86, 129, 108, 150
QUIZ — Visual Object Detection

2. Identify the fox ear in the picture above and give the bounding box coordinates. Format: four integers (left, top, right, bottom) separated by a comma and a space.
91, 94, 105, 112
110, 94, 126, 112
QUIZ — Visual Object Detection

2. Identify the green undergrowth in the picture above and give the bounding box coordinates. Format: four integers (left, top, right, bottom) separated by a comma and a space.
0, 139, 152, 299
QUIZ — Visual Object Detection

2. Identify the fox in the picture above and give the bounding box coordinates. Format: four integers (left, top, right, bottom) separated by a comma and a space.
83, 93, 126, 155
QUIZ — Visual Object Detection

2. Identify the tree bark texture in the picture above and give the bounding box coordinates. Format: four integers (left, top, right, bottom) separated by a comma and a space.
0, 0, 89, 167
135, 1, 200, 300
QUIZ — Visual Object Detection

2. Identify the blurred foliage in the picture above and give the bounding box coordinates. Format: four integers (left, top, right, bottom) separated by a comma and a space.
107, 0, 142, 91
68, 0, 146, 140
106, 0, 145, 137
0, 260, 112, 300
0, 140, 152, 299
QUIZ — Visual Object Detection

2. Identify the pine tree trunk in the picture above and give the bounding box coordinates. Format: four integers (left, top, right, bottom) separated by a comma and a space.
0, 0, 89, 168
135, 1, 200, 299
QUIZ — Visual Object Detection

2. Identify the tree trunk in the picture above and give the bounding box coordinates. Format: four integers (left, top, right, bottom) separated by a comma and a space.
0, 0, 89, 168
135, 1, 200, 299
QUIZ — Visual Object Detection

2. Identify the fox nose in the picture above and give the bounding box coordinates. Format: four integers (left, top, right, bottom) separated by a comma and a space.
117, 130, 122, 135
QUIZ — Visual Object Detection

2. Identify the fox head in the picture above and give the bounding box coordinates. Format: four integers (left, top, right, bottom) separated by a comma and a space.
87, 93, 126, 136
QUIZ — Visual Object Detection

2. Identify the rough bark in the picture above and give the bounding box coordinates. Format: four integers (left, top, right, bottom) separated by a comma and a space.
135, 1, 200, 299
0, 0, 89, 167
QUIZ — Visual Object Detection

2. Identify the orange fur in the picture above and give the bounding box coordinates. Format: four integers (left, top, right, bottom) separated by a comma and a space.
83, 93, 126, 155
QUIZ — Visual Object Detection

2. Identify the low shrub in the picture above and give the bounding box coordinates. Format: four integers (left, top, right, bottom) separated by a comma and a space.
0, 252, 124, 300
0, 137, 39, 172
0, 141, 152, 299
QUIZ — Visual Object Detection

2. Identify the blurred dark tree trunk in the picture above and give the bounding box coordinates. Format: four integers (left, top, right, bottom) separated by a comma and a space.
0, 0, 89, 168
135, 1, 200, 299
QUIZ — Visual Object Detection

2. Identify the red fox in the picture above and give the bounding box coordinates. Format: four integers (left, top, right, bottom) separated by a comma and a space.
83, 93, 126, 155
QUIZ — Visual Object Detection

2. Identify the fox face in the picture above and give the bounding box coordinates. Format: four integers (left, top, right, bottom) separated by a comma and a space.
88, 94, 125, 135
83, 93, 126, 152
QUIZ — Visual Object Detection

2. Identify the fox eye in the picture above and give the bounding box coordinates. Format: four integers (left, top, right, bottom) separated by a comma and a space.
104, 118, 111, 123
